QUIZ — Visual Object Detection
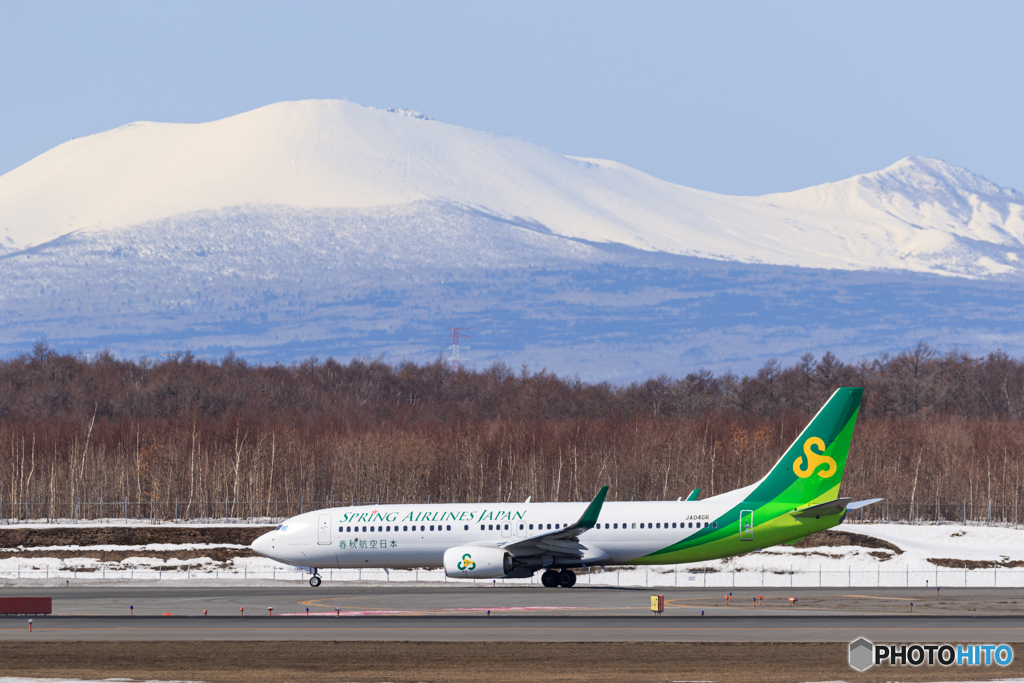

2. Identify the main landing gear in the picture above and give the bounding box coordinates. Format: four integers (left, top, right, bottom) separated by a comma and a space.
541, 569, 576, 588
309, 570, 322, 588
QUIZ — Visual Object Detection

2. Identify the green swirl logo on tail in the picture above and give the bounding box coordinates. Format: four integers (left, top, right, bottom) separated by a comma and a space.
794, 436, 837, 479
457, 553, 476, 571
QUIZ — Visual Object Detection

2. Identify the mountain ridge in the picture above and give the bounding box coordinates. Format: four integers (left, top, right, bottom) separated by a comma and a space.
2, 99, 1022, 278
2, 100, 1024, 378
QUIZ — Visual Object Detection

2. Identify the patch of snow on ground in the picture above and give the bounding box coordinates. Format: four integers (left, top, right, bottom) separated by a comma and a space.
2, 523, 1023, 588
841, 523, 1024, 563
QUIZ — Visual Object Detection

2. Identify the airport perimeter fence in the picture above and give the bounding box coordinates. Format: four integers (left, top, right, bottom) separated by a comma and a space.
2, 564, 1023, 589
0, 497, 1020, 528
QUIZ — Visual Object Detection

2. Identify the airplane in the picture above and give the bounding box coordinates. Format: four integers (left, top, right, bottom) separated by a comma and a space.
251, 387, 879, 587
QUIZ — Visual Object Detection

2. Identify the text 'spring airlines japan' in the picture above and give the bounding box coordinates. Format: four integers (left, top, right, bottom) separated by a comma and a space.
252, 387, 871, 588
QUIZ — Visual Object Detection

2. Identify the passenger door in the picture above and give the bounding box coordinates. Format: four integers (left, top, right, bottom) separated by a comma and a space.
317, 513, 332, 545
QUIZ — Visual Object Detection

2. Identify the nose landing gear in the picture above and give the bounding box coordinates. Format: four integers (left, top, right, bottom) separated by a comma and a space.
309, 571, 322, 588
541, 569, 577, 588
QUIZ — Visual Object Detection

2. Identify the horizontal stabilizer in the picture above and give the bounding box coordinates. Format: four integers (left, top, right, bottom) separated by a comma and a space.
847, 497, 884, 511
791, 497, 852, 519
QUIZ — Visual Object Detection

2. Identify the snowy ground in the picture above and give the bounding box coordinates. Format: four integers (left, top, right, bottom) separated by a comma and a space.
843, 523, 1024, 565
1, 522, 1022, 589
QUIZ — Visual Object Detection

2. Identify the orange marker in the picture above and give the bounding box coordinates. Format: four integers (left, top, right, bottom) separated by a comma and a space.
268, 607, 273, 616
240, 606, 244, 616
28, 619, 33, 633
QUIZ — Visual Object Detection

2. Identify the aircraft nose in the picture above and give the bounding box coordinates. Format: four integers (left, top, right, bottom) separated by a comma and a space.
251, 532, 272, 557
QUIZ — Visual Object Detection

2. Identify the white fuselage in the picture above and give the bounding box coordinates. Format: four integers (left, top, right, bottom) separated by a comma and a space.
251, 500, 731, 570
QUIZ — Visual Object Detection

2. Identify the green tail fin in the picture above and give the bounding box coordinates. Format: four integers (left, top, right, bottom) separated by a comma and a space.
748, 387, 862, 506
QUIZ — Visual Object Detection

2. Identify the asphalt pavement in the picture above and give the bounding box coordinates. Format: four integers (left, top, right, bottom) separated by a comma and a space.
0, 584, 1020, 642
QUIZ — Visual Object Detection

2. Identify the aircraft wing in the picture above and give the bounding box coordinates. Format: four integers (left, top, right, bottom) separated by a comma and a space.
499, 486, 608, 559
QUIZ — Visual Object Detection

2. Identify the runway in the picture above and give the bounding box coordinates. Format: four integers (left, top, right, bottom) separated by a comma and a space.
1, 584, 1021, 642
1, 613, 1021, 642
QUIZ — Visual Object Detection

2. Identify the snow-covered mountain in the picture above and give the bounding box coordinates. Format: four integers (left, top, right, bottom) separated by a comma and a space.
2, 99, 1022, 278
2, 99, 1024, 378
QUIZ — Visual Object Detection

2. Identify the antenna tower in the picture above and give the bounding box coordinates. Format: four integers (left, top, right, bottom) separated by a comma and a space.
448, 327, 470, 372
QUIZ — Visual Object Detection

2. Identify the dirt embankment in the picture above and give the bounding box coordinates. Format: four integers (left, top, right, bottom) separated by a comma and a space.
793, 529, 903, 554
0, 525, 273, 548
927, 557, 1024, 569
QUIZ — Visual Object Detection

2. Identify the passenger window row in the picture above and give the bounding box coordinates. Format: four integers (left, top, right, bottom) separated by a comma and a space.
340, 524, 459, 533
337, 520, 717, 534
589, 528, 716, 532
338, 523, 574, 534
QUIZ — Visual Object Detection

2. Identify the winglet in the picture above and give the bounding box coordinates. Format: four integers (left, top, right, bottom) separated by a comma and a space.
686, 488, 701, 501
575, 486, 609, 529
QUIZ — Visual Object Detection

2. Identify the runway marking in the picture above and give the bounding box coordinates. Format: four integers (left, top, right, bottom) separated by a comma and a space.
298, 596, 363, 609
279, 606, 574, 616
842, 594, 916, 601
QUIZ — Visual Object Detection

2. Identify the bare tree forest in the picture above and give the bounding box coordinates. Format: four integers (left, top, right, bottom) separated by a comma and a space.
2, 341, 1024, 522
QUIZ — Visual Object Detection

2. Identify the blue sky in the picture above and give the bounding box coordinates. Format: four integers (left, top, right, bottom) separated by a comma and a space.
2, 1, 1022, 196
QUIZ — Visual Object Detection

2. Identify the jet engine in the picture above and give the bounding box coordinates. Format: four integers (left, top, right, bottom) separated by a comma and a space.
443, 545, 514, 579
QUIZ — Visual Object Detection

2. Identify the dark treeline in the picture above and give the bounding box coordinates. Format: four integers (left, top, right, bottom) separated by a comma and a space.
2, 341, 1023, 521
